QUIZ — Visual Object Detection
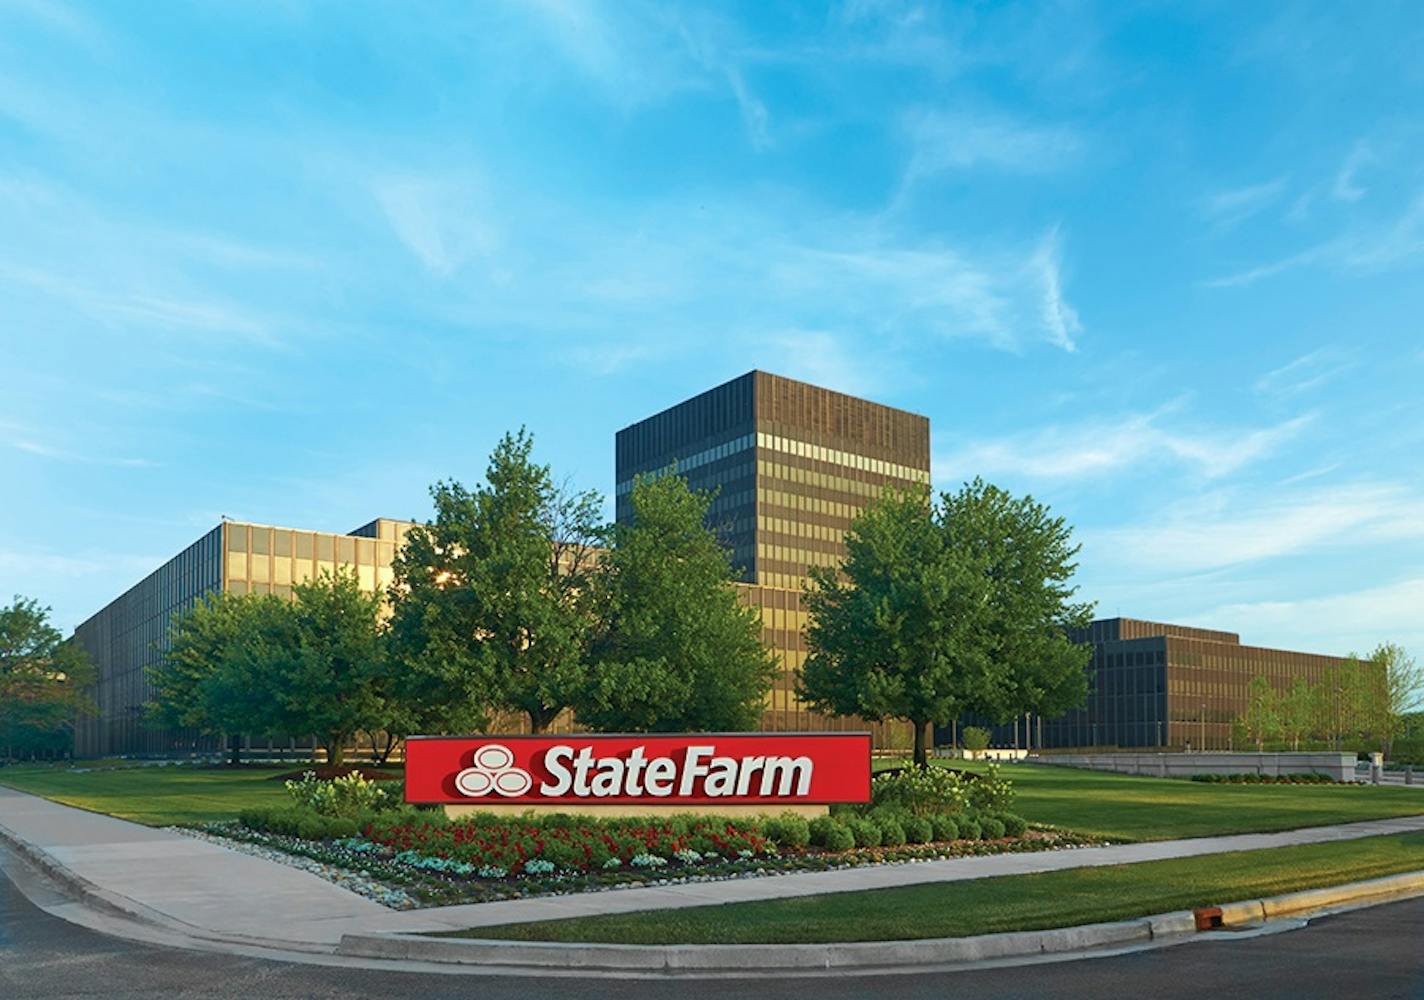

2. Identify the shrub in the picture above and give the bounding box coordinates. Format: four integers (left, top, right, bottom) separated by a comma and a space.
961, 726, 992, 758
979, 817, 1006, 840
871, 766, 971, 816
966, 763, 1015, 812
875, 814, 906, 847
958, 817, 982, 841
284, 770, 394, 817
902, 816, 932, 844
808, 815, 842, 848
763, 814, 811, 850
929, 815, 960, 842
845, 816, 882, 848
997, 813, 1028, 837
821, 822, 855, 852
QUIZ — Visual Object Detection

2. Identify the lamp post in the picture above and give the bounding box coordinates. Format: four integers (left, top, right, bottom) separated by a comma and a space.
1200, 703, 1206, 751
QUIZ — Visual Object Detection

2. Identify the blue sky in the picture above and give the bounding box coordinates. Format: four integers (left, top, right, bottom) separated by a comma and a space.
2, 1, 1421, 663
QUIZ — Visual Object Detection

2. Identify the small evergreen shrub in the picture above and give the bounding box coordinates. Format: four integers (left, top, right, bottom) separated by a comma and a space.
822, 822, 856, 852
763, 814, 811, 850
979, 817, 1006, 840
903, 816, 933, 844
958, 817, 982, 840
845, 816, 883, 848
808, 815, 842, 848
998, 813, 1028, 837
930, 815, 960, 842
876, 815, 907, 847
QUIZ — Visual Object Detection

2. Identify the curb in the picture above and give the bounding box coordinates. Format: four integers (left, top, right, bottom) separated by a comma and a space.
335, 871, 1424, 973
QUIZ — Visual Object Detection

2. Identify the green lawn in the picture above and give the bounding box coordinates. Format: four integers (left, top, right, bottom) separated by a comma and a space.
896, 759, 1424, 842
0, 763, 292, 826
459, 831, 1424, 944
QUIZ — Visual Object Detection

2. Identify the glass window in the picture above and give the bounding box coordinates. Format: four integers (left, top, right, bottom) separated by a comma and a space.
251, 529, 270, 555
358, 565, 375, 591
293, 560, 312, 584
274, 558, 292, 586
250, 555, 270, 584
227, 525, 247, 552
274, 531, 292, 557
227, 552, 248, 581
356, 538, 375, 565
337, 536, 356, 563
317, 535, 334, 561
296, 533, 314, 559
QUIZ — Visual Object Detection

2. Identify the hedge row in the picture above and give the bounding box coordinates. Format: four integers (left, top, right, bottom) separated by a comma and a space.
1189, 772, 1338, 784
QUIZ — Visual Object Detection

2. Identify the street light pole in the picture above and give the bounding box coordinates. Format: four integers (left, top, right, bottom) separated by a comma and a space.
1200, 702, 1206, 751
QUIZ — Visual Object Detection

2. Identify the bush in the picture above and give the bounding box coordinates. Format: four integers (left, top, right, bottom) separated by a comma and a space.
875, 814, 906, 847
930, 815, 960, 842
979, 817, 1006, 840
284, 770, 394, 817
958, 817, 982, 841
902, 816, 932, 844
763, 813, 811, 850
871, 766, 971, 816
997, 813, 1028, 837
966, 763, 1015, 812
808, 815, 842, 848
845, 816, 882, 848
821, 822, 856, 852
241, 806, 358, 840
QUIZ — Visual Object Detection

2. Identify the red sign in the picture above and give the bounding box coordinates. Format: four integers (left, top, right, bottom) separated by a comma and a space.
404, 733, 872, 806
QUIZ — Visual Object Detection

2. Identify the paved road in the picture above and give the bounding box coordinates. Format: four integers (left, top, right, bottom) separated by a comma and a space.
4, 854, 1423, 999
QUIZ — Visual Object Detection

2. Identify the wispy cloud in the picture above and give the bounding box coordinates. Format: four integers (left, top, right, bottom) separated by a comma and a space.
1031, 229, 1081, 351
1088, 481, 1424, 575
1254, 348, 1354, 396
373, 174, 499, 277
755, 329, 892, 399
1333, 141, 1374, 202
1198, 177, 1288, 227
898, 108, 1081, 193
936, 407, 1310, 483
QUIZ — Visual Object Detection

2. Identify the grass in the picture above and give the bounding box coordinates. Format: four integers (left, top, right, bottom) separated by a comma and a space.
456, 831, 1424, 944
0, 762, 292, 826
909, 759, 1424, 842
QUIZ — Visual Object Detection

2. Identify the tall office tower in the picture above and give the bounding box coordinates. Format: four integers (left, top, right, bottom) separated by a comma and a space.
615, 371, 931, 740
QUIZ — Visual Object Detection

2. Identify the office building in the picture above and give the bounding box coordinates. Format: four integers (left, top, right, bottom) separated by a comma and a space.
616, 371, 932, 739
73, 518, 414, 757
949, 617, 1362, 751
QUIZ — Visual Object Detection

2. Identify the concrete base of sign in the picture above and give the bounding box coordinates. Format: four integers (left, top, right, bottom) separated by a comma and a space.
444, 802, 830, 820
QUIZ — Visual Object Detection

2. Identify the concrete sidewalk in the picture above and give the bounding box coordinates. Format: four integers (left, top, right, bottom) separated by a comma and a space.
3, 783, 1424, 947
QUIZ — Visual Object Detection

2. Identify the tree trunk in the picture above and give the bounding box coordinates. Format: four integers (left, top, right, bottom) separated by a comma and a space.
912, 720, 928, 768
228, 733, 241, 766
328, 738, 344, 767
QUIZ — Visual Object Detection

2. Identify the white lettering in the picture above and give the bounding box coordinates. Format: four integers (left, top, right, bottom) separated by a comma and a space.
704, 755, 739, 796
540, 746, 573, 795
571, 746, 596, 796
590, 757, 623, 797
624, 747, 649, 796
644, 757, 676, 796
760, 756, 814, 796
680, 746, 714, 795
735, 756, 765, 795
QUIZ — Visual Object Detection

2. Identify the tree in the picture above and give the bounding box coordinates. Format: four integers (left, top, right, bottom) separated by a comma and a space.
961, 726, 992, 760
1368, 642, 1423, 757
0, 597, 95, 761
1279, 677, 1314, 751
800, 480, 1092, 767
263, 570, 389, 767
150, 591, 292, 763
576, 471, 778, 732
388, 429, 602, 735
1242, 675, 1281, 751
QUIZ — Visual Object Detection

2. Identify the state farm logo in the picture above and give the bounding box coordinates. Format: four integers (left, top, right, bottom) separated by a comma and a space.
453, 744, 533, 798
451, 742, 815, 800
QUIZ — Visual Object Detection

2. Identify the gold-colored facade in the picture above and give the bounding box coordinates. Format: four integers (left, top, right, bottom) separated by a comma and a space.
618, 371, 931, 747
74, 517, 415, 757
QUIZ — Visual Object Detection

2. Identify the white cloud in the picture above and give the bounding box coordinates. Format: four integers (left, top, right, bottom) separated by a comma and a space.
1203, 576, 1424, 660
1254, 349, 1354, 396
1198, 177, 1288, 227
899, 108, 1081, 189
1333, 141, 1374, 203
936, 408, 1310, 483
1088, 482, 1424, 575
373, 174, 498, 277
1031, 229, 1081, 351
756, 329, 890, 399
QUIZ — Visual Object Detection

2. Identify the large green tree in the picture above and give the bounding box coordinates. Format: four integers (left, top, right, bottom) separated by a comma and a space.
576, 471, 778, 732
800, 479, 1093, 766
0, 596, 95, 760
150, 591, 293, 763
1366, 642, 1423, 756
1241, 675, 1281, 751
262, 570, 388, 766
388, 429, 603, 734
